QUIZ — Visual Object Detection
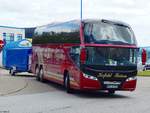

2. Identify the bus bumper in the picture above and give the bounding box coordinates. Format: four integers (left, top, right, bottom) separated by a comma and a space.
80, 75, 137, 91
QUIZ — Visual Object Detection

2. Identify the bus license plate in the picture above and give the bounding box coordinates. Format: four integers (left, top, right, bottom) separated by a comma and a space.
106, 84, 119, 89
104, 81, 120, 89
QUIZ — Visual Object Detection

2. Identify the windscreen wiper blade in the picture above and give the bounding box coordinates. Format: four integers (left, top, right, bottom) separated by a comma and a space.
101, 19, 129, 28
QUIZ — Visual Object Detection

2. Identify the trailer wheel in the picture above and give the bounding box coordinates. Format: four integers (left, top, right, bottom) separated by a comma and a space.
9, 69, 15, 76
64, 72, 73, 93
35, 66, 40, 81
39, 67, 46, 82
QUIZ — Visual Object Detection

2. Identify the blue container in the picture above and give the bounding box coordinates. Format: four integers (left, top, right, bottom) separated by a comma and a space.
3, 39, 32, 73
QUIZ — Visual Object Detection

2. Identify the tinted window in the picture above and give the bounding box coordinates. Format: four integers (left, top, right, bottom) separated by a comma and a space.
33, 22, 80, 44
84, 22, 136, 45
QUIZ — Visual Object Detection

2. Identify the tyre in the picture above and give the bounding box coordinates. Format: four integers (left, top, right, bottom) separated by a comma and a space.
108, 90, 115, 95
64, 73, 73, 93
9, 69, 15, 76
35, 66, 40, 81
39, 67, 46, 82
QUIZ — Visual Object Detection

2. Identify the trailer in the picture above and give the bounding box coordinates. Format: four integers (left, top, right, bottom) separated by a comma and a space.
3, 39, 32, 75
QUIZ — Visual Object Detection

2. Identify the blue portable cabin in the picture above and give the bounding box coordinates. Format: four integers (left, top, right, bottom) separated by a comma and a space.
3, 39, 32, 75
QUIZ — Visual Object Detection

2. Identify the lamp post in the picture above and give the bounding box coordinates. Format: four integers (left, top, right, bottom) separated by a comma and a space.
81, 0, 83, 21
80, 0, 84, 44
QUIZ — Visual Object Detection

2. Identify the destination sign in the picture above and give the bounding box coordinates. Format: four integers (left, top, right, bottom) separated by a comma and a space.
97, 73, 128, 78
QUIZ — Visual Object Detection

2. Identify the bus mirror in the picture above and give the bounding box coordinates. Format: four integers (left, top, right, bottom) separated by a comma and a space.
81, 22, 84, 28
142, 49, 146, 65
0, 40, 4, 51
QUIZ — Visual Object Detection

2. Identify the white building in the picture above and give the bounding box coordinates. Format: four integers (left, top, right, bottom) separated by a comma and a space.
0, 26, 25, 67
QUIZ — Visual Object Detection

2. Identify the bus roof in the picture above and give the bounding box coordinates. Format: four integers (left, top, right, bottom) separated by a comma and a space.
83, 19, 131, 28
36, 19, 131, 29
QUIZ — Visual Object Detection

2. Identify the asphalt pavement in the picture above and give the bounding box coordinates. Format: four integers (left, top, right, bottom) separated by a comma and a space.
0, 68, 150, 113
0, 68, 56, 96
0, 72, 27, 96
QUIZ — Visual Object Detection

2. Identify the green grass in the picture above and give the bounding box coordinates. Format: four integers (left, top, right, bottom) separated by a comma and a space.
138, 70, 150, 76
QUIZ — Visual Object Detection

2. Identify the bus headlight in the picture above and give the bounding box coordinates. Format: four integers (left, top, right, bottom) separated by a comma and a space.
126, 76, 137, 82
83, 73, 98, 81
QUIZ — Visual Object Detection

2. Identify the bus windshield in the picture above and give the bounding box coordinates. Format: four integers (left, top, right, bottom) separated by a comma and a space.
84, 22, 136, 45
85, 47, 138, 66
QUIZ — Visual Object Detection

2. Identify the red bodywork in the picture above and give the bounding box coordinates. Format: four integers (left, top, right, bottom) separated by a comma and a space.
31, 22, 137, 92
0, 40, 4, 52
31, 44, 137, 91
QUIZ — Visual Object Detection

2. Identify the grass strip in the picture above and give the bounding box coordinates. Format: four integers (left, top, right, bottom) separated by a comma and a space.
138, 70, 150, 76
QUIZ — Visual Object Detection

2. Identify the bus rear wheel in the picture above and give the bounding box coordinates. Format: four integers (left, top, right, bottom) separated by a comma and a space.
35, 66, 40, 81
39, 67, 46, 82
64, 73, 73, 93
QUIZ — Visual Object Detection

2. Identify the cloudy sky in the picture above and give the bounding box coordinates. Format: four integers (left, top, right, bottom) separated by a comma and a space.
0, 0, 150, 46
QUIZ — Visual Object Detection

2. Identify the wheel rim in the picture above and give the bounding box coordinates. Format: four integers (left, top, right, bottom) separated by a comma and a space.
65, 75, 68, 88
39, 68, 43, 80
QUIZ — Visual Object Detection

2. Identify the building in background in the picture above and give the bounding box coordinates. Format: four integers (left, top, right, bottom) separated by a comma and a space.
0, 26, 25, 43
24, 27, 36, 42
0, 26, 25, 67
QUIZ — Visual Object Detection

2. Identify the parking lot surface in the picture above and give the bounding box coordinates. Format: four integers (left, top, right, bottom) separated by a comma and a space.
0, 68, 150, 113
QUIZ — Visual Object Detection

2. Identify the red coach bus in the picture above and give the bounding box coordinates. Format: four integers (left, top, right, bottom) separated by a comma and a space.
31, 19, 138, 94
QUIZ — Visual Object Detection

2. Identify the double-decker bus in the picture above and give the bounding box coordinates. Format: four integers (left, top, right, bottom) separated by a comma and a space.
31, 19, 138, 94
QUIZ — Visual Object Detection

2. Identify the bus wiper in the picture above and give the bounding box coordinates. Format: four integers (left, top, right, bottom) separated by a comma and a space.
101, 19, 129, 28
112, 41, 131, 45
95, 40, 131, 45
114, 23, 129, 28
95, 40, 110, 44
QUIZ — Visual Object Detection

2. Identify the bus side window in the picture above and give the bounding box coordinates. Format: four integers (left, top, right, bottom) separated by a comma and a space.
70, 47, 80, 66
84, 24, 95, 43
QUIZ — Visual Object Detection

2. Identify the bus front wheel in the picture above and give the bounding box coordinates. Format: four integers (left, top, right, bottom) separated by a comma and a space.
108, 90, 115, 94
